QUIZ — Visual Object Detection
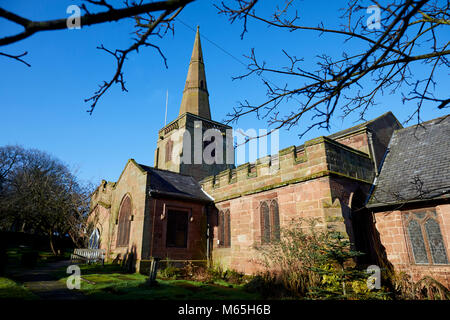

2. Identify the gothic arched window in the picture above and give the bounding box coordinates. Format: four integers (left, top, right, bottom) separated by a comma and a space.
260, 201, 271, 244
218, 209, 231, 247
116, 196, 132, 247
405, 210, 448, 265
270, 200, 280, 241
260, 199, 280, 244
89, 228, 100, 249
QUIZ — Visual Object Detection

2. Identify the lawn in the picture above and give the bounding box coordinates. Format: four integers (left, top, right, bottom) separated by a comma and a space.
59, 264, 261, 300
0, 277, 37, 299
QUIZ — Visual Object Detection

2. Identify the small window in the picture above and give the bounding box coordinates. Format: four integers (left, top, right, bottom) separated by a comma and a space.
405, 210, 448, 265
166, 209, 188, 248
218, 209, 231, 247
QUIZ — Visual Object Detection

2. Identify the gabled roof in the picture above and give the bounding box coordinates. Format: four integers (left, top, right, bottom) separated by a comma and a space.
367, 115, 450, 208
138, 163, 212, 203
327, 111, 401, 140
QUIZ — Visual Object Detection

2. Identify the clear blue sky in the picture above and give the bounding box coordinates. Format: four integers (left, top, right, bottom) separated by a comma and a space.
0, 0, 448, 186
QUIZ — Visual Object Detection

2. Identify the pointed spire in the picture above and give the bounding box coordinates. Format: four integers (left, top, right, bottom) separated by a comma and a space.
179, 26, 211, 119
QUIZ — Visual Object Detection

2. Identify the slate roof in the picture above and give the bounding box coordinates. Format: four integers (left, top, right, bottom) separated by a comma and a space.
367, 115, 450, 208
327, 111, 401, 139
138, 164, 213, 203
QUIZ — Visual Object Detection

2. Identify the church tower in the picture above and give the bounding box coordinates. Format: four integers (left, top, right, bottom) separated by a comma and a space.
154, 27, 234, 181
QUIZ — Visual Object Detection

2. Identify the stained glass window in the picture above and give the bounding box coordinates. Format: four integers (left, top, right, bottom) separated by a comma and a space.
405, 210, 448, 265
407, 219, 428, 264
425, 219, 449, 264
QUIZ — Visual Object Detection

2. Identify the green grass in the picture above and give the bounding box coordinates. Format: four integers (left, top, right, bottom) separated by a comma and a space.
0, 277, 37, 300
58, 264, 261, 300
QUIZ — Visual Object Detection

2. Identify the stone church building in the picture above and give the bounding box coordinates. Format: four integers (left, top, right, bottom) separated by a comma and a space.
89, 28, 450, 286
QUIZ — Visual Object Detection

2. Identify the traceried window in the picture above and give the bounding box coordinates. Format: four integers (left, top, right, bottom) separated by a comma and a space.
89, 228, 100, 249
405, 210, 448, 265
166, 209, 189, 248
218, 209, 231, 247
116, 196, 132, 247
260, 199, 280, 244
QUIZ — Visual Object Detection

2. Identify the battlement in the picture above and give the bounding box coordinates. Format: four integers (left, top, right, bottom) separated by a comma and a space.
201, 136, 375, 202
91, 179, 114, 209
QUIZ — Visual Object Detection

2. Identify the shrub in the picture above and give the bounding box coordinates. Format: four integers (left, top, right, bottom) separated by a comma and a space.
158, 260, 180, 280
244, 273, 289, 299
390, 272, 450, 300
254, 218, 390, 299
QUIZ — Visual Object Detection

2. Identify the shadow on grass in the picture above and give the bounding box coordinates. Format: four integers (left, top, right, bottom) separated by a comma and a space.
57, 265, 261, 300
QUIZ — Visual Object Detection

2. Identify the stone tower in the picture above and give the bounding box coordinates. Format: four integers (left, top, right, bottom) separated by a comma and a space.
154, 27, 234, 181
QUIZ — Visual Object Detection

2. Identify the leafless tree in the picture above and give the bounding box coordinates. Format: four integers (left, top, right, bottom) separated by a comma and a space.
0, 145, 93, 254
0, 0, 193, 114
1, 1, 448, 132
217, 0, 449, 139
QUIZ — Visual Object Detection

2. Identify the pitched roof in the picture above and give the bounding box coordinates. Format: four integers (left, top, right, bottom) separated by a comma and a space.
327, 111, 401, 140
138, 164, 213, 202
367, 115, 450, 208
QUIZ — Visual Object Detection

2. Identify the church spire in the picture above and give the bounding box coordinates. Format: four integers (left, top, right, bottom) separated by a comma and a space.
179, 26, 211, 119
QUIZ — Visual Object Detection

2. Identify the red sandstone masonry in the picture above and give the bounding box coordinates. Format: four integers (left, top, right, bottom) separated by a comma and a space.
204, 135, 376, 273
374, 204, 450, 287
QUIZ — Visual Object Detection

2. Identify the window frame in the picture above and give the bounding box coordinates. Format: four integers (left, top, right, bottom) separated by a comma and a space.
218, 209, 231, 248
403, 208, 449, 266
165, 207, 190, 248
116, 195, 132, 247
260, 198, 280, 244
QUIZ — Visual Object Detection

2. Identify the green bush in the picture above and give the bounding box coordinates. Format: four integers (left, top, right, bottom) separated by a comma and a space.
253, 218, 390, 299
157, 259, 182, 280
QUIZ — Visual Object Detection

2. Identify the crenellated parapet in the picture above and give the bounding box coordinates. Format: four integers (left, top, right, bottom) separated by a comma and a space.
91, 179, 114, 211
201, 136, 375, 202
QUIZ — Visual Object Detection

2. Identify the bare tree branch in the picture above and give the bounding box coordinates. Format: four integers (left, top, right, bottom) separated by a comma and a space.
217, 0, 450, 139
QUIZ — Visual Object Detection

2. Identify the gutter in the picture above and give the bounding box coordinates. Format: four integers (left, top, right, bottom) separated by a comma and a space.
148, 189, 213, 203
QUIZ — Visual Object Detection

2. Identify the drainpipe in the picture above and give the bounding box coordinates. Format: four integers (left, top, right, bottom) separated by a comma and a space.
205, 204, 211, 268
